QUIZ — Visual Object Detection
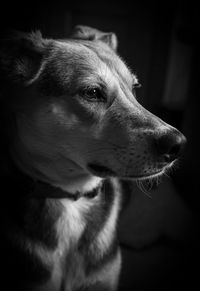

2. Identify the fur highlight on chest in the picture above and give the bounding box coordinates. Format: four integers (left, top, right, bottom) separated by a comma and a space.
28, 178, 122, 291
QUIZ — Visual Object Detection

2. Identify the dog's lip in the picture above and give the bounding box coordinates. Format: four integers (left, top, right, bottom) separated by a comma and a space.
125, 160, 174, 180
87, 162, 171, 179
123, 169, 164, 180
123, 162, 173, 180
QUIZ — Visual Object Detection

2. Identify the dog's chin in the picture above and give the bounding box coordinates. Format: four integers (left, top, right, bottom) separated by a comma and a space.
87, 163, 116, 178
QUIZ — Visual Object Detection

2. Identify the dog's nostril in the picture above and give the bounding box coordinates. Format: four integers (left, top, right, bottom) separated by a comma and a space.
155, 131, 187, 162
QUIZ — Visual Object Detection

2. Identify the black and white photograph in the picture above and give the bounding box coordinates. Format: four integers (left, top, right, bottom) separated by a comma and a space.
0, 1, 199, 290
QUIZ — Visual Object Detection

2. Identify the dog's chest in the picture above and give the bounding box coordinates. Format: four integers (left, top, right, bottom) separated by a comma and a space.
31, 179, 121, 291
35, 198, 93, 291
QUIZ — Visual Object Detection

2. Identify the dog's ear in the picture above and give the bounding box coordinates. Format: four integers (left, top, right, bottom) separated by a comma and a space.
70, 25, 118, 51
0, 30, 46, 85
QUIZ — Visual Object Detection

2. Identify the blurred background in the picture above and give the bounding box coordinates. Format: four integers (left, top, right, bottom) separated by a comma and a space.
1, 1, 199, 290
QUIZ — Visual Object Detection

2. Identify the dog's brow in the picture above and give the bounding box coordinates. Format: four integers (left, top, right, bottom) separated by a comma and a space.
117, 68, 135, 89
83, 42, 134, 87
112, 59, 136, 89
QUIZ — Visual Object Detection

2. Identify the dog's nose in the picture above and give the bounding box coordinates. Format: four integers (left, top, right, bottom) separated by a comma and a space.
155, 130, 187, 163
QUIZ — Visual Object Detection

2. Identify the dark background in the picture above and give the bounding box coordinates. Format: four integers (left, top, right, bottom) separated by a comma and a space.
1, 1, 200, 290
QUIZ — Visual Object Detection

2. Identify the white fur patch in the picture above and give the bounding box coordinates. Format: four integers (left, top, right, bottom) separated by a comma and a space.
92, 178, 122, 258
58, 197, 95, 248
33, 196, 98, 291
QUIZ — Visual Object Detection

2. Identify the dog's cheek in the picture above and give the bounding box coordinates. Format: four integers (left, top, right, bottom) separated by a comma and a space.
47, 103, 80, 129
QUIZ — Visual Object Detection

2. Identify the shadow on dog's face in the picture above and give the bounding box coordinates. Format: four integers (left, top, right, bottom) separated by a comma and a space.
0, 27, 186, 184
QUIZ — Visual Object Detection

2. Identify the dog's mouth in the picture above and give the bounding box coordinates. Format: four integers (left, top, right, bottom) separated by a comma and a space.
124, 169, 165, 180
87, 163, 116, 178
87, 159, 173, 179
87, 164, 164, 179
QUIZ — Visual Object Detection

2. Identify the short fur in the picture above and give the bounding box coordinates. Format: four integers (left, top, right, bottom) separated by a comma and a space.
0, 26, 186, 291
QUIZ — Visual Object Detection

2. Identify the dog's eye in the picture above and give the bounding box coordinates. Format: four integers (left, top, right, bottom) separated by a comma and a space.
80, 87, 106, 102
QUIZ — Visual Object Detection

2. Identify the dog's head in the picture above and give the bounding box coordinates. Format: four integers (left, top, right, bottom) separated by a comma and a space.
0, 26, 186, 189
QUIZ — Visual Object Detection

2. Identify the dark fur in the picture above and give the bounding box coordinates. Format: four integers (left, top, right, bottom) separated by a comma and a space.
0, 26, 186, 291
0, 165, 120, 290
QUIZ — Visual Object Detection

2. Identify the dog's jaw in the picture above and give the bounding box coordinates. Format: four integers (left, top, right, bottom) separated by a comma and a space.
11, 138, 103, 195
54, 175, 103, 194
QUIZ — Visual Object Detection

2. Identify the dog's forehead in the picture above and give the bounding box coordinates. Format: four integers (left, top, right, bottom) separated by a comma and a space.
52, 40, 135, 87
81, 41, 134, 86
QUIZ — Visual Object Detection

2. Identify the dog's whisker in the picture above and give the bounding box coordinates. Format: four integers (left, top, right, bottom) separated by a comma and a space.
136, 180, 152, 199
163, 170, 170, 179
156, 175, 162, 186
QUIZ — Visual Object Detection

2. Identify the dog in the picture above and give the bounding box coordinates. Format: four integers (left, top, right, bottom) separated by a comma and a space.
0, 25, 186, 291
